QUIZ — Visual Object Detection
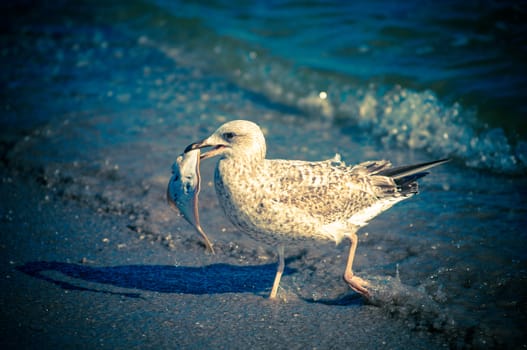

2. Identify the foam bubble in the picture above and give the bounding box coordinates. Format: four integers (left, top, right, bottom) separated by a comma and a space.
353, 87, 526, 173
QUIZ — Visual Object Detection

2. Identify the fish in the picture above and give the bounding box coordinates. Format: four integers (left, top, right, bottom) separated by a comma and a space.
167, 148, 215, 254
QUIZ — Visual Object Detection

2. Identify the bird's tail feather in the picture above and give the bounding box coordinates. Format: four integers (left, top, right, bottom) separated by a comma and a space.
378, 159, 449, 196
395, 172, 429, 195
378, 159, 449, 179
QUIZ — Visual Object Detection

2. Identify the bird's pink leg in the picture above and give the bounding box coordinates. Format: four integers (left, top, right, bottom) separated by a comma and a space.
269, 244, 285, 299
343, 232, 370, 297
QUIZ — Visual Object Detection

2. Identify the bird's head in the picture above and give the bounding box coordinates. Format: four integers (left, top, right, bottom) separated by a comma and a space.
185, 120, 266, 161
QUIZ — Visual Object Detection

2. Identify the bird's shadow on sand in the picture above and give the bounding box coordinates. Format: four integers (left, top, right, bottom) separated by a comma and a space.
301, 294, 364, 306
16, 260, 297, 299
17, 262, 434, 308
16, 259, 364, 305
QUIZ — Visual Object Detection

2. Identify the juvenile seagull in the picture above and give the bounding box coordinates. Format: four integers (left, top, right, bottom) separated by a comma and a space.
186, 120, 448, 299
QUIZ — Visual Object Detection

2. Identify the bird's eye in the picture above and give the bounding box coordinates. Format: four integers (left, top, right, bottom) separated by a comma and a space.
223, 132, 236, 141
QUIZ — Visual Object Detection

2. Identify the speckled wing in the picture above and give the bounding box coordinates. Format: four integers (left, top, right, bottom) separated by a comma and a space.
263, 159, 402, 223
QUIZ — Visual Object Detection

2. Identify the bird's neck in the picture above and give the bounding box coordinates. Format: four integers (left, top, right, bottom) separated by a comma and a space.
216, 155, 265, 197
219, 153, 264, 176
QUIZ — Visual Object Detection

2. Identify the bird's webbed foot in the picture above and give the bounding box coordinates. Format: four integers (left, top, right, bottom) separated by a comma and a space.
344, 272, 371, 298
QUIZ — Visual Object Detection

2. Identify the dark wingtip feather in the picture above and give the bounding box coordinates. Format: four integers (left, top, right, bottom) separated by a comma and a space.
378, 159, 449, 196
379, 158, 449, 179
395, 171, 429, 195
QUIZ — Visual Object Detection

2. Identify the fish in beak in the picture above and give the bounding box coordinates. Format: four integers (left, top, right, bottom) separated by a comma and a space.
167, 148, 215, 254
184, 134, 230, 160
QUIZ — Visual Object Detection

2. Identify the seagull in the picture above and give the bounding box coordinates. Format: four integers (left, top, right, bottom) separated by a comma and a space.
185, 120, 448, 299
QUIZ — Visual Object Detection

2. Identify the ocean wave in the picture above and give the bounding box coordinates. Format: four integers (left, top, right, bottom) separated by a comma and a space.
262, 71, 526, 174
149, 33, 526, 174
124, 0, 527, 175
354, 86, 527, 174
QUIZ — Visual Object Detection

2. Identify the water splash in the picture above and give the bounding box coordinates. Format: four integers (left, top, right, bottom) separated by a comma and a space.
173, 38, 527, 174
354, 86, 527, 173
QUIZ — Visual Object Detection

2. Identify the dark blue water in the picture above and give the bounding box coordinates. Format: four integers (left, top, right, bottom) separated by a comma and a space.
3, 0, 527, 174
2, 0, 526, 348
147, 0, 527, 173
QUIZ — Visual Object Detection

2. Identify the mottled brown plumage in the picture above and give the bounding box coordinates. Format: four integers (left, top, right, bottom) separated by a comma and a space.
215, 157, 403, 244
186, 120, 448, 299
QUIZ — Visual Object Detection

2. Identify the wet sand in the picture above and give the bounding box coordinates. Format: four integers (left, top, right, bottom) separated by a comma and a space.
1, 167, 452, 349
2, 137, 526, 349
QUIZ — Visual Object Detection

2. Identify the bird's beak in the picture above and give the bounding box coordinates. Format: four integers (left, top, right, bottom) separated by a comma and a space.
185, 137, 227, 160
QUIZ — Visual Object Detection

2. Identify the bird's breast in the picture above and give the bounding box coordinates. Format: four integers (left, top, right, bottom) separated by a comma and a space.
214, 159, 266, 232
